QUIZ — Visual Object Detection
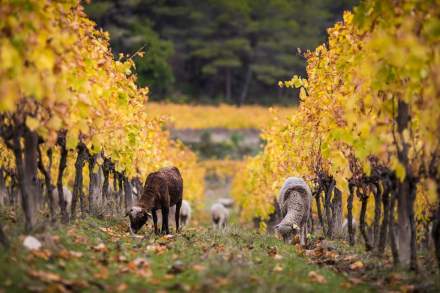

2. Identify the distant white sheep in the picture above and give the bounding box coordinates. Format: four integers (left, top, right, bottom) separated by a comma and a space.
275, 177, 312, 246
211, 202, 229, 230
53, 186, 72, 214
156, 200, 192, 228
342, 218, 357, 239
179, 200, 191, 226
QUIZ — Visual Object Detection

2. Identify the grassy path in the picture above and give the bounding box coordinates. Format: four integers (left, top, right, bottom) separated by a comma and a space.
0, 216, 371, 292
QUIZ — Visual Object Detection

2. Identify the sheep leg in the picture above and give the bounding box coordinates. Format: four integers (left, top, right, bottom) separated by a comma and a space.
300, 225, 306, 246
152, 209, 159, 235
162, 207, 170, 235
175, 200, 182, 233
304, 224, 308, 246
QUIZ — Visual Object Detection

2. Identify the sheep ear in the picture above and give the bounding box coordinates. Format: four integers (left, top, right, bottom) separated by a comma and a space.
146, 212, 152, 218
125, 211, 130, 217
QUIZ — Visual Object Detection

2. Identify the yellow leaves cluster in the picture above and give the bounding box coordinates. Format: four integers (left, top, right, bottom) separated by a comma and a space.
0, 0, 204, 204
233, 0, 439, 226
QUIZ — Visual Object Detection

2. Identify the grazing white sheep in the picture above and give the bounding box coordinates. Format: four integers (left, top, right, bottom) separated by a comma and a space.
275, 177, 312, 246
156, 200, 192, 228
342, 218, 357, 239
179, 200, 191, 226
211, 202, 229, 230
53, 186, 72, 213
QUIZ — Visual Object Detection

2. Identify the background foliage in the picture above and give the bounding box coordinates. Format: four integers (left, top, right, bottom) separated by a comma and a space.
85, 0, 358, 105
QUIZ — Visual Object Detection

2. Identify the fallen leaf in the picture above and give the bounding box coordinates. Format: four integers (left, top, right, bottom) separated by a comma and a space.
267, 246, 277, 257
28, 270, 61, 283
400, 284, 415, 293
168, 261, 185, 274
57, 249, 73, 260
214, 277, 229, 287
343, 255, 357, 262
116, 283, 128, 292
126, 258, 152, 278
163, 274, 175, 280
340, 282, 352, 289
312, 246, 325, 258
132, 257, 149, 268
308, 271, 327, 284
94, 267, 109, 280
146, 244, 167, 255
74, 236, 88, 245
50, 235, 60, 243
350, 261, 364, 270
92, 243, 108, 253
305, 250, 315, 257
70, 251, 83, 258
162, 234, 175, 240
295, 244, 305, 255
387, 273, 405, 284
116, 255, 128, 263
192, 264, 206, 272
67, 228, 77, 237
31, 249, 52, 260
149, 278, 161, 286
273, 254, 283, 260
46, 283, 69, 293
273, 264, 283, 272
324, 250, 338, 260
348, 277, 363, 285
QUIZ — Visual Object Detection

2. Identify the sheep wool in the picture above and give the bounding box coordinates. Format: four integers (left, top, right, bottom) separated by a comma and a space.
275, 177, 312, 245
180, 200, 191, 226
211, 203, 229, 230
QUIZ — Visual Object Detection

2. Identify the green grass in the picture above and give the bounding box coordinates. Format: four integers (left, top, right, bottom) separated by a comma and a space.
0, 216, 373, 292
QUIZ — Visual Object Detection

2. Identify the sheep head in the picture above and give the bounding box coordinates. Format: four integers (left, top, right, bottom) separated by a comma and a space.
126, 206, 151, 234
275, 223, 299, 243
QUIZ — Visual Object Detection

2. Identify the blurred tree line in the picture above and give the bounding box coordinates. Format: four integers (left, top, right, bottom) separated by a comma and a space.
85, 0, 358, 105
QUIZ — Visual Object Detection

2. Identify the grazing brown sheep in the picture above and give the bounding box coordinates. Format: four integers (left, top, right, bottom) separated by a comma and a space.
126, 166, 183, 235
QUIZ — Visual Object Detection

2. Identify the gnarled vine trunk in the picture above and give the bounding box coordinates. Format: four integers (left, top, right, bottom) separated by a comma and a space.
0, 221, 8, 249
37, 146, 55, 223
358, 187, 372, 251
378, 179, 391, 255
11, 127, 37, 232
324, 179, 335, 238
389, 187, 399, 265
397, 179, 413, 267
0, 168, 6, 206
314, 187, 324, 234
347, 182, 355, 246
71, 143, 87, 220
56, 134, 69, 224
117, 173, 123, 211
372, 182, 382, 249
102, 158, 111, 201
433, 200, 440, 270
123, 176, 133, 212
332, 187, 343, 238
